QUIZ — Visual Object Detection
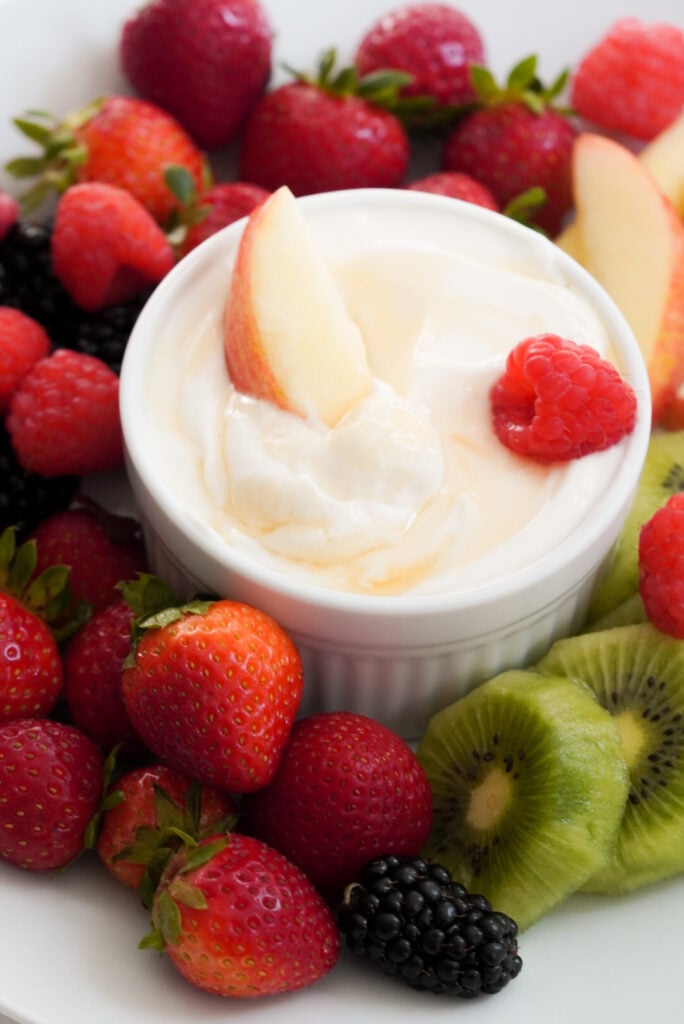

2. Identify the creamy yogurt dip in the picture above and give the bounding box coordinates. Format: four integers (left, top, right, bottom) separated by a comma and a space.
145, 196, 635, 597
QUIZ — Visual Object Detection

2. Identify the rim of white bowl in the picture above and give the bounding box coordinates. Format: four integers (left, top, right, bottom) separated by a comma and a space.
120, 188, 652, 620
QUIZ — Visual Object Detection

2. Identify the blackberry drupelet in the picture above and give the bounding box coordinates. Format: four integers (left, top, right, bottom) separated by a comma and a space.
338, 854, 522, 998
0, 219, 150, 373
0, 422, 79, 535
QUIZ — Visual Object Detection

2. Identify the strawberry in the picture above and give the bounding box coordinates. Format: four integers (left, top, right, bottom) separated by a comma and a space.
406, 170, 499, 210
442, 56, 577, 236
120, 0, 272, 151
96, 762, 236, 898
242, 711, 433, 903
0, 717, 104, 870
50, 182, 174, 312
62, 596, 141, 754
175, 180, 270, 256
30, 503, 147, 613
571, 18, 684, 142
355, 2, 485, 108
238, 52, 410, 194
143, 832, 339, 997
122, 599, 304, 792
0, 307, 51, 414
7, 349, 123, 477
0, 593, 62, 722
0, 524, 79, 722
7, 95, 206, 224
0, 189, 18, 243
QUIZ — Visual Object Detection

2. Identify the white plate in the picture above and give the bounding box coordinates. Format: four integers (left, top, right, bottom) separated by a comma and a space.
1, 0, 684, 1022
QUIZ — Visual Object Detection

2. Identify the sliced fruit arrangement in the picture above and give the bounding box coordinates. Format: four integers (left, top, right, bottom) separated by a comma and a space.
4, 0, 684, 1011
417, 669, 629, 930
537, 623, 684, 894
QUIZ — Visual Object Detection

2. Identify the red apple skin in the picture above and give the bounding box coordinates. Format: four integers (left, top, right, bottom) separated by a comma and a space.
223, 199, 296, 415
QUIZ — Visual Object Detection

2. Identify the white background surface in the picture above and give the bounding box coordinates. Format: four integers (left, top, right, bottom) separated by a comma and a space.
1, 0, 684, 1022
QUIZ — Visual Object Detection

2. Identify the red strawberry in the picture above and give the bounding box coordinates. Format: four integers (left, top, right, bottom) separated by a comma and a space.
7, 350, 123, 476
30, 503, 146, 613
122, 599, 303, 792
0, 307, 51, 414
355, 2, 485, 108
238, 54, 410, 194
120, 0, 272, 151
96, 762, 236, 895
0, 524, 77, 723
62, 596, 141, 754
51, 182, 174, 312
406, 170, 499, 210
144, 833, 339, 997
8, 95, 206, 224
178, 181, 270, 256
571, 18, 684, 142
0, 717, 104, 870
0, 593, 62, 722
443, 56, 577, 236
242, 711, 433, 903
0, 189, 18, 242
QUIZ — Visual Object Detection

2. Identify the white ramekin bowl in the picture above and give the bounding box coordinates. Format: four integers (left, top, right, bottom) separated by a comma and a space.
120, 189, 651, 739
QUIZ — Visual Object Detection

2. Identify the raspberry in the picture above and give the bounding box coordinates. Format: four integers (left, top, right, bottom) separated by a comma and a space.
7, 349, 123, 477
406, 171, 499, 211
489, 334, 637, 463
571, 18, 684, 142
0, 306, 51, 413
639, 493, 684, 638
51, 181, 174, 312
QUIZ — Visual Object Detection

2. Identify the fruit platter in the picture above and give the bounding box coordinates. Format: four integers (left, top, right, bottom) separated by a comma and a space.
2, 0, 684, 1022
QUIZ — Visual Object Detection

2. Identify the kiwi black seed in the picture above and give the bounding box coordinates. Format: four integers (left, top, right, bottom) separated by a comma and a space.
537, 622, 684, 894
417, 669, 628, 931
585, 429, 684, 624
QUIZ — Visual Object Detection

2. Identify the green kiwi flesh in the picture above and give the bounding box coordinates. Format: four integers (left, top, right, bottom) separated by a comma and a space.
537, 623, 684, 894
417, 669, 628, 931
585, 429, 684, 624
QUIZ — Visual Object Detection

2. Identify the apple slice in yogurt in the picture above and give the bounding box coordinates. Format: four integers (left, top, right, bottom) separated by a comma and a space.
223, 185, 372, 428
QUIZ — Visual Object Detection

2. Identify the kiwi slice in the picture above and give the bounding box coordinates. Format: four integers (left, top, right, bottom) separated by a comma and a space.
537, 623, 684, 894
585, 429, 684, 624
585, 592, 647, 633
417, 669, 628, 931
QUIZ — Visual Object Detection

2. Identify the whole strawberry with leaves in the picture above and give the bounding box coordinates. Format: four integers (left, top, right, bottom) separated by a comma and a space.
7, 95, 206, 223
443, 56, 577, 236
142, 832, 339, 998
122, 598, 303, 792
30, 501, 147, 613
239, 50, 411, 194
120, 0, 273, 150
96, 762, 236, 903
0, 525, 83, 723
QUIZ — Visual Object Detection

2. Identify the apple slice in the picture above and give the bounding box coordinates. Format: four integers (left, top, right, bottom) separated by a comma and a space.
640, 109, 684, 218
223, 185, 372, 428
567, 133, 684, 424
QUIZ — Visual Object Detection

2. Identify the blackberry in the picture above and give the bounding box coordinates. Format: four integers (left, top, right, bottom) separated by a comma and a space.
0, 422, 79, 536
0, 219, 150, 374
338, 854, 522, 998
